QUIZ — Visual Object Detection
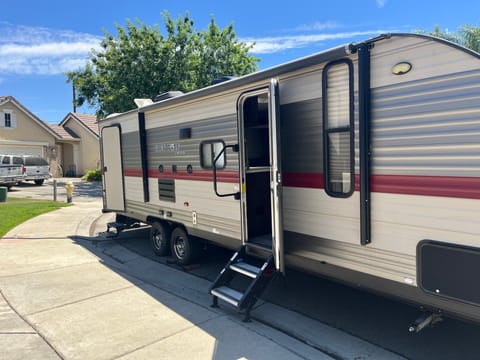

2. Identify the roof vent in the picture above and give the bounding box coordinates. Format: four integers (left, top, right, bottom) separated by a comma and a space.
134, 98, 153, 108
154, 91, 184, 102
211, 75, 237, 85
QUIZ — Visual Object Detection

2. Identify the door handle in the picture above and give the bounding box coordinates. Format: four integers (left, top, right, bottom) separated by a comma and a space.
213, 144, 240, 200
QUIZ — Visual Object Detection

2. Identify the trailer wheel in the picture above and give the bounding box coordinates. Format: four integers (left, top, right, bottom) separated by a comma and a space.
170, 227, 200, 265
150, 222, 171, 256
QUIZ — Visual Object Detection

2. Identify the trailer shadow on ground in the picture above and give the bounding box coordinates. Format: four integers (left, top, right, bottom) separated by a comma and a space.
72, 227, 480, 360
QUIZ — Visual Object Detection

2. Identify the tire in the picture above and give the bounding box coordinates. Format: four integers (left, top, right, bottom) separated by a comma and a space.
34, 179, 44, 186
150, 222, 171, 256
170, 227, 200, 265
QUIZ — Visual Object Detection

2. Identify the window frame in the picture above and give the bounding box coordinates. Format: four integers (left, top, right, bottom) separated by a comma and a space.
4, 112, 11, 128
13, 156, 23, 165
199, 139, 226, 170
322, 58, 355, 198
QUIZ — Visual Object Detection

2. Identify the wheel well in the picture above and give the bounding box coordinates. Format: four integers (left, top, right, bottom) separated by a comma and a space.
146, 216, 176, 230
145, 217, 200, 244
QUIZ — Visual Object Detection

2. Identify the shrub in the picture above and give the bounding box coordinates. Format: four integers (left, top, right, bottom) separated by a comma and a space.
82, 169, 102, 181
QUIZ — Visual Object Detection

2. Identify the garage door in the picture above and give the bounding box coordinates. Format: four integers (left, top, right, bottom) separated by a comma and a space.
0, 143, 43, 156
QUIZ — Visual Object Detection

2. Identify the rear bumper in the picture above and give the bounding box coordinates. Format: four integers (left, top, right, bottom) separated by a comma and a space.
23, 174, 51, 181
0, 176, 22, 186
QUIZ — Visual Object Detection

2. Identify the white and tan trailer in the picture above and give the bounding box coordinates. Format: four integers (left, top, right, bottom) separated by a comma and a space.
99, 33, 480, 325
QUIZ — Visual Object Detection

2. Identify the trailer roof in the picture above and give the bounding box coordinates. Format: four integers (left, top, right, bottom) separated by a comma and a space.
100, 32, 480, 121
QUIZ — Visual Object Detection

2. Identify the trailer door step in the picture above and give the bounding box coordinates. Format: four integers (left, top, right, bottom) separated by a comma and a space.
211, 286, 242, 307
230, 262, 261, 278
209, 245, 277, 322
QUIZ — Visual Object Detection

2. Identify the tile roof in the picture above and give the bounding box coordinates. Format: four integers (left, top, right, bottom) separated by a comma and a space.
49, 125, 80, 140
1, 96, 99, 141
72, 113, 99, 136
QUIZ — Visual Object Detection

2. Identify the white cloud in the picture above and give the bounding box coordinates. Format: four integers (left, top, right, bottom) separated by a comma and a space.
0, 21, 391, 74
0, 42, 99, 57
243, 30, 388, 54
376, 0, 387, 8
0, 22, 101, 75
294, 21, 341, 32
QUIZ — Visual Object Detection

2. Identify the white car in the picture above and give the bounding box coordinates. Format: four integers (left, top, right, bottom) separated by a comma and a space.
0, 154, 24, 189
21, 156, 51, 185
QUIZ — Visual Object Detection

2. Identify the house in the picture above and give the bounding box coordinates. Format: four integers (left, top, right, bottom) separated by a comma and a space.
0, 96, 100, 177
57, 113, 100, 176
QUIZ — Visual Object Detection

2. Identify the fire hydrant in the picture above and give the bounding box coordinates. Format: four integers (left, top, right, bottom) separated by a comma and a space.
65, 181, 75, 203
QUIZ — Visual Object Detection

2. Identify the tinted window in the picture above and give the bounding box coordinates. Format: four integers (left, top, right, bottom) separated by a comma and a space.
24, 157, 48, 166
13, 157, 23, 165
1, 156, 9, 164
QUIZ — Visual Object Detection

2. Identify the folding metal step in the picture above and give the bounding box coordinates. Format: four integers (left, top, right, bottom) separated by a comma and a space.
230, 261, 261, 278
209, 245, 277, 321
211, 286, 243, 307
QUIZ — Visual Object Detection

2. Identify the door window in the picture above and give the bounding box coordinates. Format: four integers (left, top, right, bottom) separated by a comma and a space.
200, 140, 225, 169
322, 59, 354, 197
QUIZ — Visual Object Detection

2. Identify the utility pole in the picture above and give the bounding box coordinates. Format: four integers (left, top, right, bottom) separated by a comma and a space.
72, 84, 77, 113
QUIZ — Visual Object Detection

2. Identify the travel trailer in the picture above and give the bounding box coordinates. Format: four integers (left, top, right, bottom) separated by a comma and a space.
99, 33, 480, 327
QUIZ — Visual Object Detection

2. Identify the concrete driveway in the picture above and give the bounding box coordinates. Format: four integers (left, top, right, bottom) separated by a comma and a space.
8, 177, 102, 203
4, 176, 480, 359
0, 201, 366, 360
0, 178, 405, 359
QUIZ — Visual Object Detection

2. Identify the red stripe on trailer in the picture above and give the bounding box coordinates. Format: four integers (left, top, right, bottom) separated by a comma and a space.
123, 168, 239, 183
125, 168, 479, 199
283, 172, 324, 188
123, 168, 143, 177
283, 172, 480, 200
370, 174, 480, 200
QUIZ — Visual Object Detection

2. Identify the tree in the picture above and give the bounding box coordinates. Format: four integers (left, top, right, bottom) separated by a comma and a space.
459, 25, 480, 52
422, 25, 459, 43
67, 12, 258, 117
420, 24, 480, 52
193, 19, 257, 88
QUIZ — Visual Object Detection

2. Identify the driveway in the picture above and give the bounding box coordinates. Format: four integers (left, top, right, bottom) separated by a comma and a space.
4, 176, 480, 359
8, 177, 102, 203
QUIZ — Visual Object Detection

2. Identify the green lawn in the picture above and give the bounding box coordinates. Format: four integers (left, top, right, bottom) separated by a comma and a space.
0, 197, 71, 237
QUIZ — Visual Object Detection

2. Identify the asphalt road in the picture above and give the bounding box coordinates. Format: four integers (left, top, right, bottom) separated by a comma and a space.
9, 178, 480, 360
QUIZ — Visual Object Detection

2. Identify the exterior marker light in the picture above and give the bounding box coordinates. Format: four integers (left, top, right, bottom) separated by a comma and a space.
392, 62, 412, 75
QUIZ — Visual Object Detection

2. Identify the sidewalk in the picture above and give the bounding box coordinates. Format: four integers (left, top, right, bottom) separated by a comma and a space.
0, 200, 405, 359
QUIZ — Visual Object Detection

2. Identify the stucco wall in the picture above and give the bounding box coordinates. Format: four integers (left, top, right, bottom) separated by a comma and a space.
63, 118, 100, 175
0, 102, 56, 145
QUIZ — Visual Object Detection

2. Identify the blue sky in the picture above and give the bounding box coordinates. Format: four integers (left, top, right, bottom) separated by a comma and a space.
1, 0, 479, 123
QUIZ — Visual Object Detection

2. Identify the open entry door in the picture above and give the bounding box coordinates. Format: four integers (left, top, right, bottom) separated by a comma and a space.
101, 125, 125, 212
238, 79, 284, 273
